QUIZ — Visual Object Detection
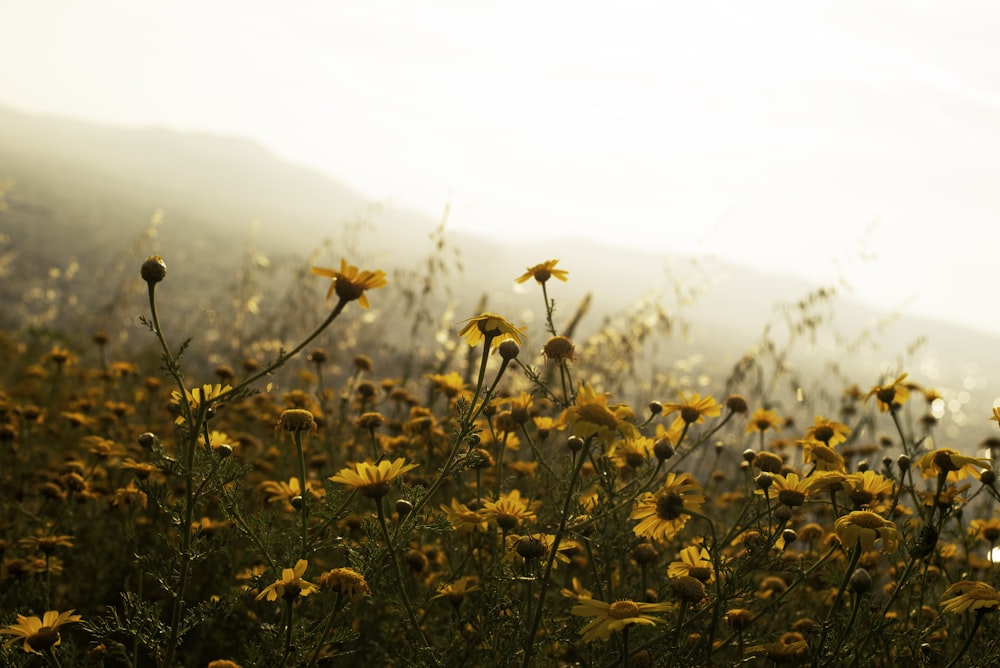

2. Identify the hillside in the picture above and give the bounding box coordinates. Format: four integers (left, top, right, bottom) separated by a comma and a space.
1, 105, 998, 448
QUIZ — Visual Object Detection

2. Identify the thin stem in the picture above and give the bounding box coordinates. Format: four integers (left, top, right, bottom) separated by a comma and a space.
294, 430, 309, 559
521, 437, 591, 667
306, 593, 347, 668
817, 544, 862, 658
376, 497, 437, 664
944, 610, 985, 668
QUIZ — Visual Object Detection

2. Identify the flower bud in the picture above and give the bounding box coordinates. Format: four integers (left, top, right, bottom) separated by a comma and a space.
140, 255, 167, 284
498, 340, 520, 361
849, 567, 872, 595
395, 499, 413, 519
755, 472, 774, 492
653, 438, 674, 461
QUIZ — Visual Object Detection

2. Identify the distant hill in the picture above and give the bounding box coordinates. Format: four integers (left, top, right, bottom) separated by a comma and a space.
1, 104, 998, 449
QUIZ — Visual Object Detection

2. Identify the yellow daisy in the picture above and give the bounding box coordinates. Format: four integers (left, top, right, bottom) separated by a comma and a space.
940, 580, 1000, 614
515, 259, 569, 284
482, 489, 538, 531
256, 559, 319, 602
561, 383, 639, 443
803, 416, 851, 446
864, 373, 911, 412
916, 447, 991, 483
572, 598, 672, 642
457, 312, 527, 349
631, 472, 706, 541
317, 567, 370, 602
328, 458, 418, 498
661, 391, 722, 427
834, 510, 900, 554
667, 545, 715, 582
169, 383, 233, 425
745, 408, 783, 434
1, 609, 82, 654
311, 259, 388, 309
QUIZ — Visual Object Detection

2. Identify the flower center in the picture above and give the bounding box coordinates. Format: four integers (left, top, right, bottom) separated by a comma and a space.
876, 387, 896, 405
777, 489, 806, 507
850, 511, 886, 529
680, 407, 702, 424
608, 600, 641, 619
932, 450, 961, 472
813, 426, 834, 444
655, 492, 685, 520
27, 627, 60, 652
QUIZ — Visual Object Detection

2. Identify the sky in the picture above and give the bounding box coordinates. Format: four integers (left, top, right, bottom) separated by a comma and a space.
3, 1, 1000, 335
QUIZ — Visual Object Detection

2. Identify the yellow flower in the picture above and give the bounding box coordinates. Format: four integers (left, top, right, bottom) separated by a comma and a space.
328, 458, 418, 498
800, 439, 846, 473
1, 609, 82, 654
970, 517, 1000, 544
834, 510, 900, 553
631, 472, 706, 541
506, 533, 577, 571
256, 559, 319, 601
515, 259, 569, 284
916, 447, 991, 482
457, 312, 526, 349
440, 498, 488, 534
562, 383, 639, 443
169, 383, 233, 425
940, 580, 1000, 614
571, 598, 672, 642
667, 545, 715, 582
991, 407, 1000, 426
311, 259, 387, 309
431, 575, 480, 605
482, 489, 538, 531
317, 567, 370, 602
803, 416, 851, 446
608, 436, 656, 470
864, 373, 911, 412
842, 470, 895, 511
260, 477, 325, 511
756, 472, 815, 508
661, 391, 721, 427
424, 372, 469, 399
18, 533, 74, 554
745, 408, 783, 434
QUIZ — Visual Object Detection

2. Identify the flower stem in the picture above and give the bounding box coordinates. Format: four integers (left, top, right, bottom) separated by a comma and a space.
376, 498, 437, 665
521, 437, 591, 667
306, 592, 346, 668
817, 543, 862, 658
944, 610, 985, 668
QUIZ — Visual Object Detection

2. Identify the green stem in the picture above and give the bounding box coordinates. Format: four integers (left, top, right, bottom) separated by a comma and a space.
294, 429, 309, 559
227, 299, 347, 400
817, 544, 862, 658
944, 610, 985, 668
306, 593, 347, 668
281, 597, 294, 667
376, 498, 437, 664
521, 437, 591, 667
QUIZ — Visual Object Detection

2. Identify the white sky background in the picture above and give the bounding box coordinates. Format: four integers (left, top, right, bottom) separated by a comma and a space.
3, 1, 1000, 335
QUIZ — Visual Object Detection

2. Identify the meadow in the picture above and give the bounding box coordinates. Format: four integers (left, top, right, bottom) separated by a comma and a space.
3, 199, 1000, 667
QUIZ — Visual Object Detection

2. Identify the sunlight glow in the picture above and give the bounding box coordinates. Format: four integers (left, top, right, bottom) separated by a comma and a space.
3, 1, 1000, 334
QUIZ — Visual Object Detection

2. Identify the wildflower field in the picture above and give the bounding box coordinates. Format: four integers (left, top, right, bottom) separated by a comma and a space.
3, 225, 1000, 667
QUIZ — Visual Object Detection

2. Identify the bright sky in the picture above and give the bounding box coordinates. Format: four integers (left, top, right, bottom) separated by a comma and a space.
4, 1, 1000, 335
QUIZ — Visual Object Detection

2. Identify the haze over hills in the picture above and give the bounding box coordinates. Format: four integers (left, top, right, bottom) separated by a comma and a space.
1, 104, 998, 448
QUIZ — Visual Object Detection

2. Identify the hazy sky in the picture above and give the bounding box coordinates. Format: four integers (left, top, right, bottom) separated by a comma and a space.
4, 1, 1000, 335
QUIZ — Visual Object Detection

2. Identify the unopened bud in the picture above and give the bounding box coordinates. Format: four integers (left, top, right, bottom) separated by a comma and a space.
140, 255, 167, 284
